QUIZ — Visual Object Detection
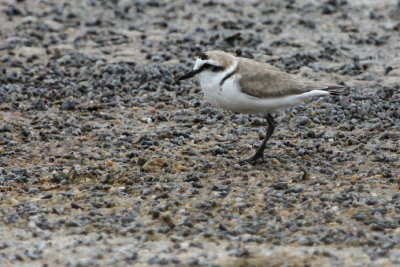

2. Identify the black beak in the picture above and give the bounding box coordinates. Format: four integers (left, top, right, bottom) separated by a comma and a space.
177, 70, 198, 81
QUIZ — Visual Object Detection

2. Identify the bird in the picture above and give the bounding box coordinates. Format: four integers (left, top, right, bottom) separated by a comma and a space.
178, 50, 342, 163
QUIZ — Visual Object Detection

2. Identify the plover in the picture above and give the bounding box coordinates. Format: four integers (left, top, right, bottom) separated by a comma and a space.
178, 50, 341, 163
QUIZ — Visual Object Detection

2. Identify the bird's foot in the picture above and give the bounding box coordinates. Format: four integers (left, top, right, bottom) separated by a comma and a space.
239, 151, 267, 165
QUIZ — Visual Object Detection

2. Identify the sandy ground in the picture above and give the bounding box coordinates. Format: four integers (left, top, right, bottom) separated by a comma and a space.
1, 0, 400, 266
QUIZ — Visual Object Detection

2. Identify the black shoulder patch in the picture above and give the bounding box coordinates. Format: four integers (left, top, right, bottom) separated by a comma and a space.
198, 53, 208, 60
220, 68, 236, 86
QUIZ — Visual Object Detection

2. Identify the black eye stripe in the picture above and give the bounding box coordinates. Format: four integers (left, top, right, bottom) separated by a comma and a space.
211, 66, 224, 72
199, 63, 224, 72
202, 63, 212, 69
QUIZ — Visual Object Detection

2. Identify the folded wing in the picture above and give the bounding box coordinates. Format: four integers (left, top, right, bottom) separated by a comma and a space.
237, 58, 342, 98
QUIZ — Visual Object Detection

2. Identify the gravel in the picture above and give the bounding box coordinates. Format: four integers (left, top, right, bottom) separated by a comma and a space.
1, 0, 400, 266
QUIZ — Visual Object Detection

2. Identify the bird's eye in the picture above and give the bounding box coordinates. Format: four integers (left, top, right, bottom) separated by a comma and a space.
211, 66, 223, 72
202, 63, 223, 72
203, 63, 212, 69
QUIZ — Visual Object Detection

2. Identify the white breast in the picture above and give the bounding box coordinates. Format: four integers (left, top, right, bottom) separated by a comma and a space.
197, 71, 224, 107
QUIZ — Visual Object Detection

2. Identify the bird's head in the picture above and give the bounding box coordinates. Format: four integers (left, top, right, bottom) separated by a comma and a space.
178, 50, 235, 81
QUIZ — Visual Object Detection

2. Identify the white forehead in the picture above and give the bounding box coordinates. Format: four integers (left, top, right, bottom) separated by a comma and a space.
193, 58, 221, 70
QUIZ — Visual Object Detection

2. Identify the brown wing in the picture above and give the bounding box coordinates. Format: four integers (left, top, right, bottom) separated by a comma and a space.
237, 58, 329, 98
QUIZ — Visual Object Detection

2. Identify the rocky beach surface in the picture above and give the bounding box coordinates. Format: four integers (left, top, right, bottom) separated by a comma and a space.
1, 0, 400, 266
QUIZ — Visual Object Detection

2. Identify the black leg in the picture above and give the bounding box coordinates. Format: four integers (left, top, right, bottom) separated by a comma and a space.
249, 114, 275, 163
